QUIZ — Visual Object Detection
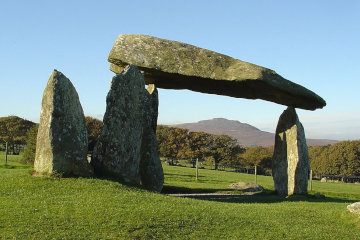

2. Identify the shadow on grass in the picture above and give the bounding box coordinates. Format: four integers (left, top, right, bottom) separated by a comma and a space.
207, 193, 354, 204
162, 185, 231, 194
163, 185, 355, 204
164, 173, 199, 178
0, 164, 32, 169
28, 168, 149, 192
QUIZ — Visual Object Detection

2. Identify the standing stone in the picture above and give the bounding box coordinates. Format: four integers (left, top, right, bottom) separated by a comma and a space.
91, 65, 144, 184
272, 107, 309, 196
34, 70, 93, 176
139, 85, 164, 192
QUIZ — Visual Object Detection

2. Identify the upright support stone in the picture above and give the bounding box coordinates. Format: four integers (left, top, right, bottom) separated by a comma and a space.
272, 107, 309, 196
91, 65, 144, 184
139, 85, 164, 192
34, 70, 93, 177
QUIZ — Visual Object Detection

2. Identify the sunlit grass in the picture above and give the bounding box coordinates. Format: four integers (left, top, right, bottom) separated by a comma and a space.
0, 160, 359, 239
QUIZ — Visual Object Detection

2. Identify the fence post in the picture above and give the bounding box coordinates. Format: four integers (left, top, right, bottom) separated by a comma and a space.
254, 165, 257, 184
5, 142, 8, 166
195, 158, 199, 180
309, 169, 313, 192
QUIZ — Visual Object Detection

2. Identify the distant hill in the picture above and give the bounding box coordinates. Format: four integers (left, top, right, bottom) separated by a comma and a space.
173, 118, 338, 147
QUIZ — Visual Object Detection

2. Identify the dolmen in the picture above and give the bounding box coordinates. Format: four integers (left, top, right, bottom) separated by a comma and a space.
34, 34, 326, 196
107, 34, 326, 196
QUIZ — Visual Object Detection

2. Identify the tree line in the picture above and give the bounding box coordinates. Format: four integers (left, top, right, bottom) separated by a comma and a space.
3, 116, 360, 178
309, 140, 360, 177
156, 125, 273, 173
17, 117, 273, 173
0, 116, 36, 149
0, 116, 36, 158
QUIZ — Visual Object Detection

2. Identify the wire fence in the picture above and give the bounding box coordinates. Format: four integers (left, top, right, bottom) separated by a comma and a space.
162, 158, 360, 183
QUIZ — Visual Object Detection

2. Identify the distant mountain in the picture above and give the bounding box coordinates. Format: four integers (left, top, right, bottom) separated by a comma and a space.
173, 118, 338, 147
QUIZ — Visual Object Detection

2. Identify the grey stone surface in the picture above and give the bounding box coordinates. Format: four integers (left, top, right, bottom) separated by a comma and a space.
139, 85, 164, 192
108, 34, 326, 110
272, 107, 309, 196
34, 70, 93, 176
91, 65, 144, 184
229, 182, 264, 192
347, 202, 360, 215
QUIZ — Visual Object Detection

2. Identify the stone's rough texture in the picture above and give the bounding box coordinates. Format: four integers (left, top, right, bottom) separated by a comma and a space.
108, 34, 326, 110
139, 85, 164, 192
34, 70, 93, 176
229, 182, 264, 192
91, 65, 144, 184
347, 202, 360, 215
272, 107, 310, 196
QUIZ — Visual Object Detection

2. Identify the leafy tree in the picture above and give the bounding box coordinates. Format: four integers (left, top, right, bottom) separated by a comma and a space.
156, 126, 244, 169
327, 141, 360, 176
185, 131, 212, 167
309, 145, 329, 175
0, 116, 35, 155
22, 125, 39, 164
241, 146, 273, 169
208, 135, 243, 170
85, 116, 103, 153
309, 141, 360, 177
157, 126, 189, 165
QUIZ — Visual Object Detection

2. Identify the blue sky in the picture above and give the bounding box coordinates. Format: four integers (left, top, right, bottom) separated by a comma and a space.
0, 0, 359, 140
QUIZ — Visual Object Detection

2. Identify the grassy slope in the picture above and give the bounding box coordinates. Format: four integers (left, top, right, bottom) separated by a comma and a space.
163, 164, 360, 198
0, 157, 359, 239
0, 151, 28, 167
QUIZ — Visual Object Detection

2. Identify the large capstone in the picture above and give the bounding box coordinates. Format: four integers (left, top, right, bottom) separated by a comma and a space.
91, 65, 145, 184
139, 85, 164, 192
34, 70, 93, 177
272, 107, 309, 196
108, 34, 326, 110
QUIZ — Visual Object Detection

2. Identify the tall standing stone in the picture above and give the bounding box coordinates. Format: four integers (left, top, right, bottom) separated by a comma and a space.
34, 70, 93, 176
272, 107, 309, 196
91, 65, 144, 184
139, 85, 164, 192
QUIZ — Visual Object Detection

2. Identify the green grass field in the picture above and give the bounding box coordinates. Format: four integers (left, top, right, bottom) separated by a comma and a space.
0, 154, 359, 239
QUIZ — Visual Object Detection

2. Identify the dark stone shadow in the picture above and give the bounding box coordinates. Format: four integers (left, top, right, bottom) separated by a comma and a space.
171, 191, 355, 204
161, 185, 231, 194
164, 173, 198, 178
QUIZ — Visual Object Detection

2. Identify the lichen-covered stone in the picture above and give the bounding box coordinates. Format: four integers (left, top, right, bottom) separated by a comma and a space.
108, 34, 326, 110
139, 85, 164, 192
91, 65, 144, 184
272, 107, 309, 196
34, 70, 93, 176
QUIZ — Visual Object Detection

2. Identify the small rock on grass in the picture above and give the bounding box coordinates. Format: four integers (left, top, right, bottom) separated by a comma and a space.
229, 182, 264, 192
347, 202, 360, 215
